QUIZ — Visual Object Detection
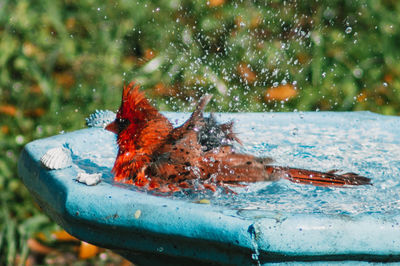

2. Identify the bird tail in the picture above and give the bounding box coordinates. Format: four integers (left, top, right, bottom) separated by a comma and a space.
265, 166, 371, 187
201, 151, 371, 187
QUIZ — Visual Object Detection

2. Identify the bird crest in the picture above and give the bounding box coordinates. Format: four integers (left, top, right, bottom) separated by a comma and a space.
118, 81, 148, 123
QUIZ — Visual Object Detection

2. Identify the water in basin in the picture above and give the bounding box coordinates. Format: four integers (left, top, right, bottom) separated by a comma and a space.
69, 111, 400, 218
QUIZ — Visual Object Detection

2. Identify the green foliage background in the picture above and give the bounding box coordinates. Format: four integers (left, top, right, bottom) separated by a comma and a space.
1, 0, 400, 263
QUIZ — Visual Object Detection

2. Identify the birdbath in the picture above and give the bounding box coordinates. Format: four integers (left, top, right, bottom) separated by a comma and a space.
18, 111, 400, 264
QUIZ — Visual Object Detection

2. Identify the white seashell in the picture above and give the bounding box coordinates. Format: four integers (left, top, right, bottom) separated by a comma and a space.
76, 172, 101, 186
86, 109, 116, 128
41, 147, 72, 170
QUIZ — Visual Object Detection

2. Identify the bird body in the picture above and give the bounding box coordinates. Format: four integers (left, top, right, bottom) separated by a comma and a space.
105, 83, 173, 185
106, 82, 371, 192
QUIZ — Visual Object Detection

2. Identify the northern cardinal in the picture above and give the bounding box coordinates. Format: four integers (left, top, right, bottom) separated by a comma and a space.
105, 82, 371, 192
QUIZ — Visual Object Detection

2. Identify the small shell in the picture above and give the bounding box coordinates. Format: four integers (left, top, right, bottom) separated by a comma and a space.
41, 147, 72, 170
86, 110, 116, 128
76, 172, 102, 186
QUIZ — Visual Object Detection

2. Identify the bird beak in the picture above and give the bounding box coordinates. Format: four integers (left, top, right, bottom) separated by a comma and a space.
105, 120, 119, 134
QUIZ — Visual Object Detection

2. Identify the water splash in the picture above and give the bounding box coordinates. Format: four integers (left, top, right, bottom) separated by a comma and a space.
75, 112, 400, 218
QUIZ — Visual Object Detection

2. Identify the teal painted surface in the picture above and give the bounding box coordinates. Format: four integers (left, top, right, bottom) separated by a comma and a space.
18, 112, 400, 264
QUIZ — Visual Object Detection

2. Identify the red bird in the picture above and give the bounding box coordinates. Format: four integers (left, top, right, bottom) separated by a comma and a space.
105, 82, 371, 192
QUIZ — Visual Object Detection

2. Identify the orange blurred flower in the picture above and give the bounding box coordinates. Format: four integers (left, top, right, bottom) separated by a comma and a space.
207, 0, 225, 7
1, 125, 10, 134
144, 49, 156, 61
265, 84, 297, 101
66, 17, 76, 30
24, 108, 46, 118
51, 230, 79, 242
0, 105, 17, 116
54, 72, 75, 88
152, 82, 178, 97
237, 63, 257, 83
27, 238, 54, 255
79, 241, 100, 260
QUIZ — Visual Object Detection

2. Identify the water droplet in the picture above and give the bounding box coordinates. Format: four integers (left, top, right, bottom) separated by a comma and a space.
345, 27, 352, 34
291, 128, 298, 136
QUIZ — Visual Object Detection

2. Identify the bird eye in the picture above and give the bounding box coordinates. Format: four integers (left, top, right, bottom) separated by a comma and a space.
117, 118, 130, 131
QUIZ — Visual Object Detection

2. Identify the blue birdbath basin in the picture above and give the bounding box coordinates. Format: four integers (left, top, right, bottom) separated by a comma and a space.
18, 112, 400, 264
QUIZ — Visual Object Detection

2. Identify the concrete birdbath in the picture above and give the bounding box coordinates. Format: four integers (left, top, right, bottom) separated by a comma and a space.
18, 112, 400, 264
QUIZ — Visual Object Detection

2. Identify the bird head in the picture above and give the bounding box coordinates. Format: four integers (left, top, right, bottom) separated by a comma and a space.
106, 81, 153, 136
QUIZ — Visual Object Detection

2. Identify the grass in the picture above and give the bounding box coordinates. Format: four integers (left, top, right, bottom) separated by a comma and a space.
1, 0, 400, 264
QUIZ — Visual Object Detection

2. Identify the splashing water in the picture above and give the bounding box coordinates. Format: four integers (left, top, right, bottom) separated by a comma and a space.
211, 112, 400, 217
73, 112, 400, 218
345, 26, 352, 34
